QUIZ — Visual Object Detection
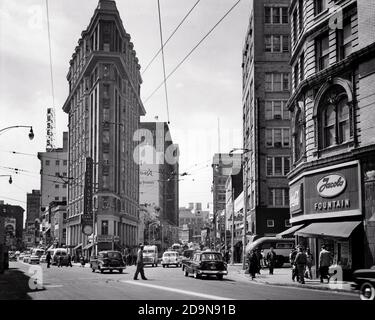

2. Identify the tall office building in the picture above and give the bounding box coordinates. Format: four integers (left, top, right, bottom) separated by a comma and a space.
139, 122, 179, 249
62, 0, 146, 254
286, 0, 375, 277
242, 0, 292, 241
25, 190, 41, 246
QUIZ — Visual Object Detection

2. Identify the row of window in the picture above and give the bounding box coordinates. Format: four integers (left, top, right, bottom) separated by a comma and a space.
265, 73, 290, 92
267, 219, 292, 228
266, 156, 290, 176
52, 196, 67, 201
45, 160, 67, 166
265, 35, 289, 53
266, 128, 290, 148
264, 6, 289, 24
265, 100, 290, 120
55, 184, 67, 189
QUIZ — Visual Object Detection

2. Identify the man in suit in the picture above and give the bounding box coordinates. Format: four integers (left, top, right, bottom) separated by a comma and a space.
133, 243, 147, 280
319, 245, 332, 283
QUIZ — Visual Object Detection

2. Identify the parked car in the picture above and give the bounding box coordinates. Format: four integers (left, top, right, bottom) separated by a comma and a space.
162, 251, 181, 268
352, 266, 375, 300
245, 237, 295, 268
18, 253, 26, 261
182, 250, 228, 280
90, 251, 126, 273
23, 254, 31, 263
29, 254, 40, 264
142, 245, 158, 267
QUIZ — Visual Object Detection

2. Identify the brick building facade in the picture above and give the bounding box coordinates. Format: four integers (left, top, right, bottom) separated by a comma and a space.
286, 0, 375, 278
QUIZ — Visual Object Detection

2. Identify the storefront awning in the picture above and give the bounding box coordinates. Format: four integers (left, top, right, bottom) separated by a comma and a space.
276, 225, 304, 238
295, 221, 361, 239
83, 243, 93, 251
73, 243, 82, 250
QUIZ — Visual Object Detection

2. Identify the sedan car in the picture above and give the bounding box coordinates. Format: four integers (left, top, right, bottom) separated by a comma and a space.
23, 255, 31, 263
352, 266, 375, 300
90, 251, 126, 273
162, 251, 181, 268
182, 251, 228, 280
29, 254, 40, 264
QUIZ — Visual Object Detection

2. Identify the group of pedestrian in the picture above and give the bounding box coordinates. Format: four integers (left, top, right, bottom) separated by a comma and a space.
289, 245, 330, 284
247, 247, 277, 279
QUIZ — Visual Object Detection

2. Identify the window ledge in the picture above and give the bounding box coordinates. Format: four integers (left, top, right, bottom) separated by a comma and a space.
313, 140, 355, 157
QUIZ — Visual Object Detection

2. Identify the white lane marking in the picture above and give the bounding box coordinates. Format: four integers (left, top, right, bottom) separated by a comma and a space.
121, 280, 234, 300
44, 285, 64, 288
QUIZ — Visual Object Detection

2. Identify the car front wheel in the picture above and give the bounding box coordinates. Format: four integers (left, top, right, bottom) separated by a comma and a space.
193, 271, 200, 279
184, 269, 189, 277
216, 274, 223, 280
119, 269, 123, 274
360, 282, 375, 300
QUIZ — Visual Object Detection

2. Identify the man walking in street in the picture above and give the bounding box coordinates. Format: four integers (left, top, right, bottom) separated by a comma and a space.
46, 251, 51, 268
294, 246, 307, 284
290, 247, 298, 282
319, 245, 331, 283
305, 248, 313, 279
266, 247, 277, 275
133, 243, 147, 280
248, 249, 258, 280
67, 253, 73, 267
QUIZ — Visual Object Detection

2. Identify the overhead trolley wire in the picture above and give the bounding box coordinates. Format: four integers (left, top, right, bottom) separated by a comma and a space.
157, 0, 170, 124
141, 0, 201, 76
143, 0, 242, 105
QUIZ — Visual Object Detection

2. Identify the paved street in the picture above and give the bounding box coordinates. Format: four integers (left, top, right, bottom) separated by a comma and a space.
0, 262, 358, 300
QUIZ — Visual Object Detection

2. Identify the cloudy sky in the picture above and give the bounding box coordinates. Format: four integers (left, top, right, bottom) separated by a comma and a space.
0, 0, 250, 213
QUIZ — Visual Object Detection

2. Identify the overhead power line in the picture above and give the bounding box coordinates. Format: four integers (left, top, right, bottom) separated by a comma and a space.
143, 0, 242, 105
157, 0, 170, 125
45, 0, 55, 108
141, 0, 201, 76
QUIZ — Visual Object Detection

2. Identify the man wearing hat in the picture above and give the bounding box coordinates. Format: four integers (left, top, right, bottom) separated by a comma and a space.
133, 243, 147, 280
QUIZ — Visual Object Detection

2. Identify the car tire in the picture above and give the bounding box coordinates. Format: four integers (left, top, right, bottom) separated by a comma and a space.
163, 265, 165, 268
193, 271, 200, 279
92, 268, 95, 273
216, 274, 223, 280
110, 270, 113, 273
184, 269, 189, 277
360, 282, 375, 300
119, 269, 123, 274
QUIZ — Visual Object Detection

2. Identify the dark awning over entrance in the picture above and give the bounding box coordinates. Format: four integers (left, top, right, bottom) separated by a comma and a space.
295, 221, 361, 239
276, 225, 304, 238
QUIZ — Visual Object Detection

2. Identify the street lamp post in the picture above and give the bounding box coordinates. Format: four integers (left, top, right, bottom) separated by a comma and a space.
229, 148, 251, 270
0, 126, 34, 140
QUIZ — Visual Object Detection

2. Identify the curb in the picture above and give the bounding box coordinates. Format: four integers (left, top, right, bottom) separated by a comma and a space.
231, 269, 356, 295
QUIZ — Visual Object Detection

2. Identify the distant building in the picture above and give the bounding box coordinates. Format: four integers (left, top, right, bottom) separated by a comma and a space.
139, 122, 179, 250
211, 153, 241, 247
0, 200, 24, 250
179, 204, 210, 244
26, 190, 41, 246
37, 132, 68, 209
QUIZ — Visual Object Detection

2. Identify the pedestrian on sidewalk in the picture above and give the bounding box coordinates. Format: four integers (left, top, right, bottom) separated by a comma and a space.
294, 247, 307, 284
133, 243, 147, 280
80, 255, 85, 267
305, 248, 313, 279
255, 248, 262, 274
248, 249, 258, 280
46, 251, 51, 268
67, 253, 73, 267
289, 247, 298, 282
260, 249, 266, 268
58, 255, 63, 268
319, 245, 332, 283
266, 247, 277, 275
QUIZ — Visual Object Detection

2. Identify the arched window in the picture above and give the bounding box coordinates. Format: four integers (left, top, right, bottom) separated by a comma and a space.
317, 84, 352, 149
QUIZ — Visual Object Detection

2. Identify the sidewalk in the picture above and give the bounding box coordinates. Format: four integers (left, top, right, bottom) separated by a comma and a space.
227, 264, 356, 294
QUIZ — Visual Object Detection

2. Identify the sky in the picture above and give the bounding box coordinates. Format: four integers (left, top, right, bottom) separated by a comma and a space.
0, 0, 250, 213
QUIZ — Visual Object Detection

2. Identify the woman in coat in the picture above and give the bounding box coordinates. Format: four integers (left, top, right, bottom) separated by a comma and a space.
248, 250, 259, 280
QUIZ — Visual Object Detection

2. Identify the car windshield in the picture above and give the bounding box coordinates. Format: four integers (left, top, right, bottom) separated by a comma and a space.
143, 250, 154, 254
164, 253, 177, 257
201, 253, 223, 261
105, 252, 122, 259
